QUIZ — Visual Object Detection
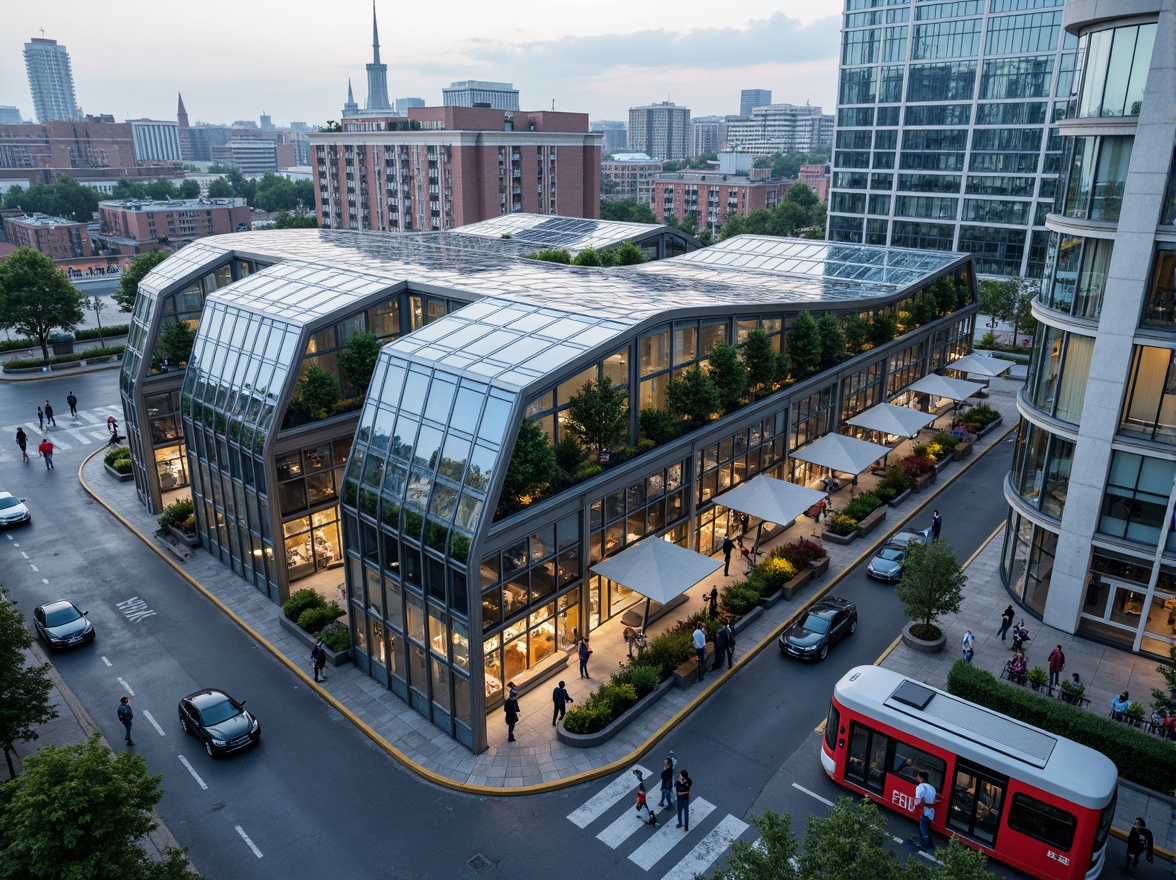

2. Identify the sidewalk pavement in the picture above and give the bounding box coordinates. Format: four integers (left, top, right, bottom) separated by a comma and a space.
61, 372, 1173, 849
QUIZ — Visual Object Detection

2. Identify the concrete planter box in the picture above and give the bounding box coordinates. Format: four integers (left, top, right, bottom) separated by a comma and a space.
673, 646, 715, 687
761, 568, 812, 606
933, 457, 951, 475
975, 416, 1004, 439
278, 614, 352, 668
952, 440, 972, 461
810, 556, 830, 578
900, 621, 946, 654
104, 462, 134, 482
167, 525, 200, 547
886, 487, 912, 508
732, 606, 763, 633
822, 527, 857, 545
557, 676, 676, 748
910, 470, 936, 493
855, 506, 887, 537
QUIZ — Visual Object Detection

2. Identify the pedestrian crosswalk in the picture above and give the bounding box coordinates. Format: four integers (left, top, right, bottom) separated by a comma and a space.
566, 767, 750, 879
2, 405, 125, 463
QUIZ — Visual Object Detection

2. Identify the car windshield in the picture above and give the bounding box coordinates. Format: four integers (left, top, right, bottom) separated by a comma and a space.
45, 606, 81, 626
0, 497, 19, 510
801, 614, 830, 634
877, 547, 905, 561
198, 698, 241, 726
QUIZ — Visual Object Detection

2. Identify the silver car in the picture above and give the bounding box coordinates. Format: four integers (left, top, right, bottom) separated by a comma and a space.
0, 491, 30, 527
866, 529, 930, 582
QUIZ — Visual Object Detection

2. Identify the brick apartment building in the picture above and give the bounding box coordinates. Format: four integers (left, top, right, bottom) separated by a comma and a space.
0, 119, 181, 186
311, 106, 600, 231
96, 197, 250, 253
798, 163, 830, 203
2, 212, 91, 259
653, 168, 793, 231
601, 154, 663, 202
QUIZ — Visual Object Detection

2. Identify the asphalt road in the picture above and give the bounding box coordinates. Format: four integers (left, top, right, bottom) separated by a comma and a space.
1, 367, 1025, 879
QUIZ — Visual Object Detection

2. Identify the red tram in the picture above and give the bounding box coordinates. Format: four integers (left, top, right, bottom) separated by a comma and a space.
822, 666, 1118, 880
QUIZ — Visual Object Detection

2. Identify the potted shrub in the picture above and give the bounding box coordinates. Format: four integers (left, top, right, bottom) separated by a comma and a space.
875, 466, 912, 507
1027, 666, 1049, 691
103, 445, 134, 481
823, 513, 858, 545
774, 537, 829, 578
896, 541, 966, 654
901, 454, 937, 491
157, 497, 198, 546
1124, 701, 1146, 726
1059, 678, 1085, 705
843, 492, 886, 536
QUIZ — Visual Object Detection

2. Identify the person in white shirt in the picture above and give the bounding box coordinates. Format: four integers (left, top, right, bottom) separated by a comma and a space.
693, 625, 706, 681
913, 771, 937, 849
962, 629, 974, 664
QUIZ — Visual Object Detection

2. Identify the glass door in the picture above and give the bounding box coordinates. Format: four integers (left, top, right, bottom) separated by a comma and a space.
947, 761, 1007, 846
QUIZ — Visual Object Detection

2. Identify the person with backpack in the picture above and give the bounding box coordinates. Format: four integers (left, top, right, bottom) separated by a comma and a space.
310, 637, 327, 682
44, 401, 55, 427
633, 769, 657, 826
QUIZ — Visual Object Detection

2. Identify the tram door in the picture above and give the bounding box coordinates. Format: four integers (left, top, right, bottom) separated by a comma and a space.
845, 723, 890, 794
947, 759, 1007, 845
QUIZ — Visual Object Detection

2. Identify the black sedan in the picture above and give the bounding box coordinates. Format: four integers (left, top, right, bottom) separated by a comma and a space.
33, 600, 95, 650
779, 596, 858, 661
178, 689, 261, 757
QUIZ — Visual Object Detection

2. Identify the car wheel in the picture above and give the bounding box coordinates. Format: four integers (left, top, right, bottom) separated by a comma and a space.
180, 716, 190, 734
818, 644, 829, 661
204, 739, 215, 757
849, 619, 858, 634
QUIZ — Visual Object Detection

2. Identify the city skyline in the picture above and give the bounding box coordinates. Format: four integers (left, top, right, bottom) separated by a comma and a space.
3, 0, 841, 130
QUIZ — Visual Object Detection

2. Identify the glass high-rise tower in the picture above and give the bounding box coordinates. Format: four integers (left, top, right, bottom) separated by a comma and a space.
827, 0, 1077, 279
24, 37, 82, 123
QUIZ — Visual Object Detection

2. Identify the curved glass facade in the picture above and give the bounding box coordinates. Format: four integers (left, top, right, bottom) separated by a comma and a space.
1024, 324, 1094, 425
1010, 417, 1074, 519
1040, 232, 1112, 320
1141, 244, 1176, 330
1075, 22, 1156, 118
1059, 135, 1133, 223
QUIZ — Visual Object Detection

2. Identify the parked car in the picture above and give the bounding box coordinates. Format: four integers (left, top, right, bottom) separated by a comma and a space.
866, 529, 930, 582
0, 491, 31, 528
33, 600, 95, 650
178, 689, 261, 757
779, 596, 858, 661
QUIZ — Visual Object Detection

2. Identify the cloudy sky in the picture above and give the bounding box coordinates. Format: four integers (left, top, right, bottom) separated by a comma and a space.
4, 0, 843, 128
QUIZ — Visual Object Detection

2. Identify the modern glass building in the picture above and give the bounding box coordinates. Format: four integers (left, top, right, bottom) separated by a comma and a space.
1002, 0, 1176, 658
827, 0, 1078, 278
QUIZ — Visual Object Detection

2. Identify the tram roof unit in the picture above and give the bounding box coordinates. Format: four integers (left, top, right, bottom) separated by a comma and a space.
834, 666, 1118, 810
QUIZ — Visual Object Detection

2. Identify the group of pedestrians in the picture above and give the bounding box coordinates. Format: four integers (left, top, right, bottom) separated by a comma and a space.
16, 393, 92, 470
634, 751, 692, 832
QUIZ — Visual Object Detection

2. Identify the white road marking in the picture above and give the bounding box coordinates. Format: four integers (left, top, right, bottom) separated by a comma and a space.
597, 802, 657, 850
41, 579, 48, 584
101, 656, 112, 666
628, 798, 717, 870
143, 710, 165, 737
658, 814, 749, 880
792, 783, 834, 807
235, 825, 263, 858
567, 765, 653, 828
177, 755, 208, 790
117, 677, 135, 695
29, 564, 37, 572
116, 596, 157, 622
19, 551, 28, 559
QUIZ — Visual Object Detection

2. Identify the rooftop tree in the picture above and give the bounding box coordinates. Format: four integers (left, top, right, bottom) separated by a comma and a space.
707, 342, 748, 412
786, 311, 822, 379
565, 376, 629, 455
337, 330, 381, 395
817, 314, 846, 367
742, 328, 780, 398
667, 367, 721, 427
501, 419, 555, 504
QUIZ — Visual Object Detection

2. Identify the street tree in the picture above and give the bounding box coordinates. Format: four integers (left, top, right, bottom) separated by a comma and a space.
707, 342, 748, 411
798, 796, 900, 880
978, 277, 1019, 331
742, 328, 780, 396
895, 540, 967, 641
291, 365, 340, 421
178, 180, 201, 199
88, 295, 108, 348
931, 837, 991, 880
817, 314, 846, 367
271, 211, 318, 229
1011, 277, 1038, 340
667, 367, 721, 427
0, 732, 191, 879
564, 376, 629, 455
501, 419, 555, 504
157, 321, 196, 368
2, 177, 98, 222
0, 248, 84, 360
145, 178, 178, 200
113, 250, 170, 312
711, 809, 799, 880
787, 311, 822, 379
0, 586, 57, 780
206, 178, 235, 199
337, 330, 381, 394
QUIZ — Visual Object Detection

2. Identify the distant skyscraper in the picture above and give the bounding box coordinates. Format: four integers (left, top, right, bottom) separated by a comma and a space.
365, 3, 392, 111
260, 113, 274, 130
691, 116, 725, 157
628, 102, 691, 161
395, 97, 424, 115
442, 81, 519, 110
176, 94, 189, 129
24, 37, 82, 123
739, 89, 772, 118
725, 104, 833, 154
0, 106, 24, 125
590, 120, 628, 154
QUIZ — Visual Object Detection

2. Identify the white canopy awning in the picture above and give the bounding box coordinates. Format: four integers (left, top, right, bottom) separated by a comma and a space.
907, 373, 986, 402
947, 354, 1014, 378
590, 536, 722, 605
714, 475, 827, 525
847, 403, 935, 438
792, 432, 892, 476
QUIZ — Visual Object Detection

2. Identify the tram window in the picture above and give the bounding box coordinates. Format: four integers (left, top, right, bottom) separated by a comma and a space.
1008, 794, 1077, 851
846, 723, 889, 793
1094, 791, 1117, 851
891, 741, 945, 790
825, 704, 840, 751
948, 766, 1006, 845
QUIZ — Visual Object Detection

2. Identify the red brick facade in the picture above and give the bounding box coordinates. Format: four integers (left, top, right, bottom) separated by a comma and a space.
97, 198, 251, 251
0, 120, 179, 185
2, 214, 91, 259
652, 172, 793, 230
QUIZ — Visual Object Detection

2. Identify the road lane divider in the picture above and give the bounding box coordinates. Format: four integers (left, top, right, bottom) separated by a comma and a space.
116, 677, 135, 695
143, 709, 165, 737
100, 656, 112, 666
235, 825, 263, 858
177, 755, 208, 790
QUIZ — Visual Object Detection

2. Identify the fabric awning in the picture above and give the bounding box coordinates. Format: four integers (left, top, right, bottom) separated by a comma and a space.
713, 475, 827, 525
846, 403, 935, 438
589, 536, 722, 605
791, 432, 892, 475
947, 354, 1014, 378
907, 373, 986, 402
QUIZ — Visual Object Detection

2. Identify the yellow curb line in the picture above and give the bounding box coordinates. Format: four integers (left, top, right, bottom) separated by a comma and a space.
75, 423, 1017, 796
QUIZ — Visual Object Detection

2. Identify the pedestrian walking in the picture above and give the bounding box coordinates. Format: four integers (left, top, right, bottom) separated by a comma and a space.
504, 686, 520, 742
15, 427, 29, 462
66, 391, 78, 417
912, 770, 937, 849
997, 604, 1015, 641
1124, 817, 1154, 874
931, 510, 942, 540
117, 696, 135, 745
311, 637, 327, 681
38, 438, 55, 470
633, 770, 657, 826
1047, 645, 1065, 688
552, 680, 572, 726
36, 406, 44, 431
962, 629, 974, 664
712, 622, 730, 672
578, 638, 592, 679
721, 534, 734, 577
44, 401, 55, 427
723, 622, 736, 667
692, 624, 706, 681
658, 757, 675, 808
107, 415, 119, 436
674, 769, 692, 831
707, 587, 719, 619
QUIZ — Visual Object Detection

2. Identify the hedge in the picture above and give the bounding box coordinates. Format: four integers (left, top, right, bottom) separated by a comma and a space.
562, 665, 660, 734
945, 660, 1174, 788
104, 446, 132, 467
4, 345, 125, 370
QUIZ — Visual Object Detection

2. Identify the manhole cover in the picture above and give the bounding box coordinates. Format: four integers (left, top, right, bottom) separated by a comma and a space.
467, 854, 492, 873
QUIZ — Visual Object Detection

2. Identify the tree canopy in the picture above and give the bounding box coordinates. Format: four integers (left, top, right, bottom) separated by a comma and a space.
501, 419, 555, 503
113, 250, 170, 312
707, 343, 748, 412
157, 321, 196, 368
291, 365, 340, 421
564, 376, 629, 454
752, 149, 831, 179
337, 330, 381, 394
720, 184, 825, 240
613, 241, 644, 265
0, 586, 57, 780
2, 177, 98, 223
667, 367, 721, 427
787, 311, 822, 380
271, 211, 318, 229
895, 540, 967, 639
0, 248, 85, 360
599, 199, 657, 224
